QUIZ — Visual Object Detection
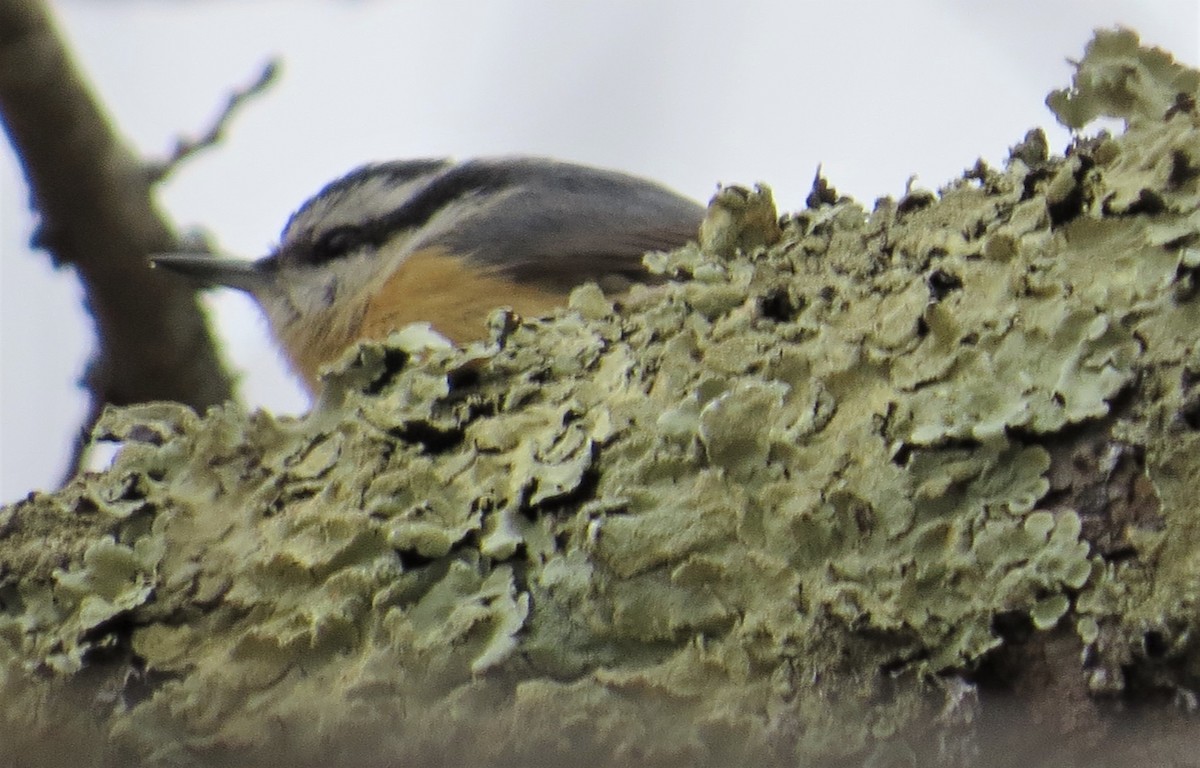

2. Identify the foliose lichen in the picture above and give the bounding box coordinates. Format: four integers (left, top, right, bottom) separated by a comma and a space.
1, 27, 1198, 768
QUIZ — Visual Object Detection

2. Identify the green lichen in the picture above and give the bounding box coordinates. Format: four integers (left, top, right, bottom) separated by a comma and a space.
2, 27, 1199, 767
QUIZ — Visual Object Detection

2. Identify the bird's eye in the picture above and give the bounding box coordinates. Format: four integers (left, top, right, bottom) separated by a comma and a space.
311, 225, 367, 263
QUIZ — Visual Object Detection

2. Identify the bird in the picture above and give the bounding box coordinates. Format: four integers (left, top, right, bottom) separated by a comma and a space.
152, 156, 705, 394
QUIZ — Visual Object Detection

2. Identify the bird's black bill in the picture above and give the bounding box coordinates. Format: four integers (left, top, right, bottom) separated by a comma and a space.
150, 253, 271, 294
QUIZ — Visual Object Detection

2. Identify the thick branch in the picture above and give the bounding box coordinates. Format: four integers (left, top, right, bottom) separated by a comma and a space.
0, 0, 235, 479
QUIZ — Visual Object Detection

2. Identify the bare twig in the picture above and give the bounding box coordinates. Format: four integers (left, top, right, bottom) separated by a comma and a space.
147, 58, 281, 183
0, 0, 237, 487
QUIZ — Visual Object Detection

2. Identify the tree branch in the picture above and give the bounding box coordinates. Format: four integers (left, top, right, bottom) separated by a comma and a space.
0, 0, 236, 484
146, 58, 280, 183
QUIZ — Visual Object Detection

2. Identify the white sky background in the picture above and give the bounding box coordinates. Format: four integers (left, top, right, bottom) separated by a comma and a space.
1, 1, 1197, 502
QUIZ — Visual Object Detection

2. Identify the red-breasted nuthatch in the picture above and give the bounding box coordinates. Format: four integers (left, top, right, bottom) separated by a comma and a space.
153, 157, 705, 393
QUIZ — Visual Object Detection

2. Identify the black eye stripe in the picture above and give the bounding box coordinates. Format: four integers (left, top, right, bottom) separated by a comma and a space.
301, 224, 383, 265
279, 159, 455, 266
317, 226, 364, 257
285, 165, 511, 267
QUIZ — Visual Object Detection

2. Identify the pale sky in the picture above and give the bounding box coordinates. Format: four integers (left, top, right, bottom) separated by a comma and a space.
2, 0, 1197, 501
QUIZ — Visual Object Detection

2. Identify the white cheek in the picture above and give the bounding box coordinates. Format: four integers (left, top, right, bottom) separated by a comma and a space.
256, 250, 387, 332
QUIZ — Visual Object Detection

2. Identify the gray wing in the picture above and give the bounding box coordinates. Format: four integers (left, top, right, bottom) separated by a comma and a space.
413, 158, 705, 292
